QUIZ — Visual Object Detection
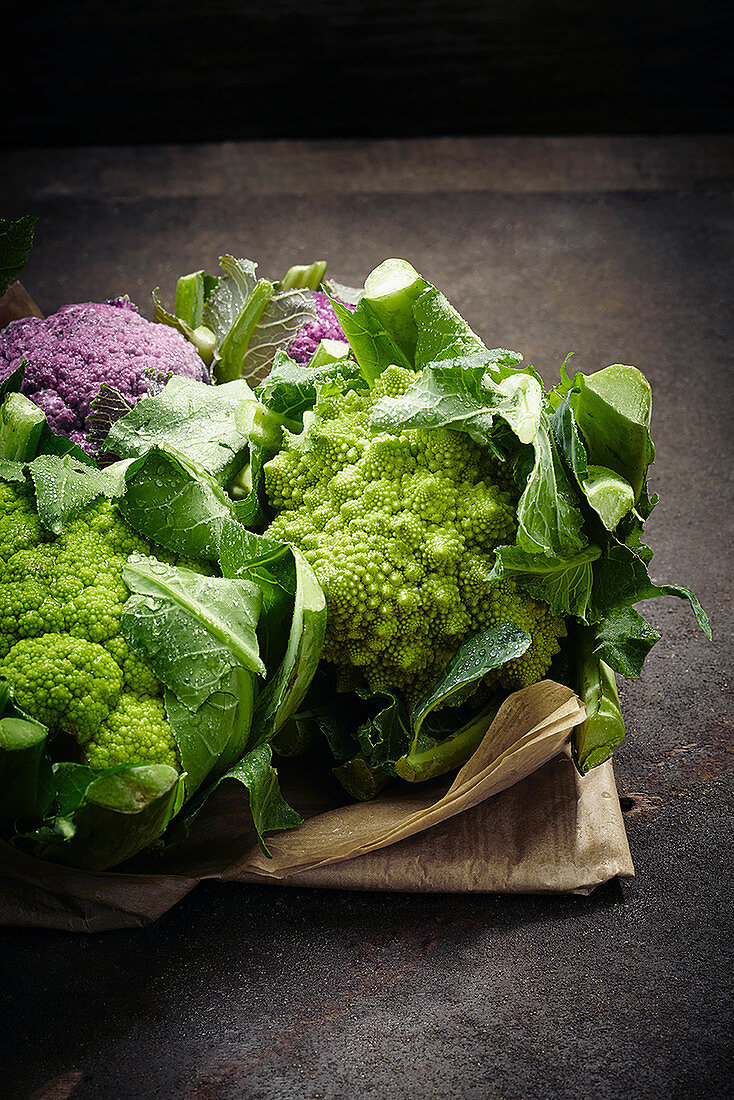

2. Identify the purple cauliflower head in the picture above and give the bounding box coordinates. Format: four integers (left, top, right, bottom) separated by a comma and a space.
0, 299, 210, 454
287, 291, 349, 367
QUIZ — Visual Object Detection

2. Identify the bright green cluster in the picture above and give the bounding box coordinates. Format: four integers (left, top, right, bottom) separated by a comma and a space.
0, 480, 179, 769
264, 366, 566, 703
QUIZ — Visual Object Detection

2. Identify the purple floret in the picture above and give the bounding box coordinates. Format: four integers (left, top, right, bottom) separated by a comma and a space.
0, 299, 210, 454
287, 291, 349, 367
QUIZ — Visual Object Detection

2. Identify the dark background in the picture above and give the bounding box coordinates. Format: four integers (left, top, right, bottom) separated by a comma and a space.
4, 0, 734, 148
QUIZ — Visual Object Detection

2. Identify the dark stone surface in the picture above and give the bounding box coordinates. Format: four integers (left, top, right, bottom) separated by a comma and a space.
1, 139, 732, 1099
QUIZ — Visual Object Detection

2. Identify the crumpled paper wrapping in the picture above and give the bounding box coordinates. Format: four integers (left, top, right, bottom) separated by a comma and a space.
0, 682, 634, 932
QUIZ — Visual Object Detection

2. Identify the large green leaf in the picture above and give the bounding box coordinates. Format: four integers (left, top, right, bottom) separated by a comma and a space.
514, 414, 588, 557
412, 283, 488, 367
591, 604, 661, 680
331, 297, 413, 383
122, 555, 265, 706
164, 663, 257, 797
218, 518, 298, 673
120, 444, 234, 562
410, 622, 530, 745
121, 555, 266, 800
0, 392, 46, 462
224, 743, 303, 852
105, 375, 255, 486
250, 548, 327, 746
552, 387, 637, 531
206, 256, 317, 384
370, 351, 541, 446
28, 452, 127, 533
592, 539, 711, 640
555, 363, 654, 502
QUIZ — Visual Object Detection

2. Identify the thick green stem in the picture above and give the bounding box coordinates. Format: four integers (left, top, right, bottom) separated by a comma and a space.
281, 261, 327, 291
0, 716, 53, 828
395, 704, 500, 784
571, 625, 627, 773
174, 270, 208, 328
362, 258, 425, 363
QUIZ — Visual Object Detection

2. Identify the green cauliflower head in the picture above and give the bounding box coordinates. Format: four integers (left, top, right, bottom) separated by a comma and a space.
0, 481, 179, 769
263, 365, 566, 704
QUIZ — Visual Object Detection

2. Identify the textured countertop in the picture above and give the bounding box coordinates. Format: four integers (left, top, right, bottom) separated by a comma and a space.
2, 137, 732, 1100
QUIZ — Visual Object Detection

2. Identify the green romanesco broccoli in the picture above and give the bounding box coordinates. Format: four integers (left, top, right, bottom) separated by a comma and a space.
0, 480, 179, 769
263, 365, 566, 703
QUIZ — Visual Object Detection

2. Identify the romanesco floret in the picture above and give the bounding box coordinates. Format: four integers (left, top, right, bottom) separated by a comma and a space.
0, 483, 179, 770
2, 635, 123, 743
263, 365, 566, 703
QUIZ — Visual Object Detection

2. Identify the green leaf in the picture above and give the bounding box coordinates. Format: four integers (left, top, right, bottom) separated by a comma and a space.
164, 663, 258, 797
355, 689, 412, 773
322, 278, 363, 307
592, 605, 661, 679
0, 392, 46, 462
106, 375, 255, 487
490, 542, 601, 620
121, 555, 267, 799
563, 364, 654, 502
256, 349, 368, 430
306, 338, 351, 369
28, 453, 126, 533
331, 297, 413, 383
152, 285, 216, 365
370, 352, 541, 446
49, 762, 99, 816
394, 702, 502, 785
514, 414, 588, 557
35, 423, 98, 465
250, 548, 327, 745
120, 445, 234, 561
0, 361, 25, 405
24, 763, 184, 871
411, 283, 488, 367
86, 384, 134, 454
592, 538, 711, 642
551, 388, 636, 530
410, 622, 531, 745
218, 518, 298, 667
0, 459, 26, 482
206, 256, 317, 385
392, 623, 531, 783
0, 215, 36, 296
121, 555, 266, 706
224, 743, 303, 852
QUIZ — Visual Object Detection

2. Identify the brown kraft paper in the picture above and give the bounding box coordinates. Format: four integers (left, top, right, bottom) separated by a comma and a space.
0, 682, 634, 932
